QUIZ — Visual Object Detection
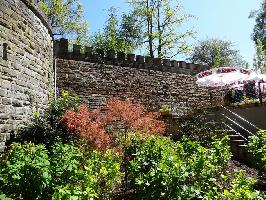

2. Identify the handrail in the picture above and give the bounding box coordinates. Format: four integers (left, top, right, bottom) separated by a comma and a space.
225, 124, 248, 141
222, 114, 256, 137
221, 105, 259, 130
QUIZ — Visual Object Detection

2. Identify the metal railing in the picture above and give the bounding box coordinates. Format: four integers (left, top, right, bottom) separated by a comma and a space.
221, 105, 259, 140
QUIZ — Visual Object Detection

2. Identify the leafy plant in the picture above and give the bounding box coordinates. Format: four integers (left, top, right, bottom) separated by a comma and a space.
52, 184, 88, 200
223, 172, 259, 200
89, 7, 142, 53
61, 104, 111, 150
61, 99, 166, 150
50, 143, 84, 187
0, 142, 123, 200
160, 104, 170, 112
83, 150, 123, 199
189, 38, 246, 68
0, 192, 12, 200
0, 143, 51, 200
125, 135, 235, 199
247, 130, 266, 177
15, 91, 80, 147
39, 0, 89, 46
105, 98, 166, 136
127, 0, 195, 58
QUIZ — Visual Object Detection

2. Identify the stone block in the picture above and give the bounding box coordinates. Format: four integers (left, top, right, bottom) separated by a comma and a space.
96, 49, 104, 59
0, 114, 9, 120
162, 59, 171, 72
107, 50, 115, 60
117, 52, 125, 61
1, 97, 11, 105
145, 56, 153, 64
0, 88, 6, 97
179, 61, 186, 69
3, 43, 8, 60
153, 57, 161, 65
73, 44, 81, 59
170, 60, 179, 73
85, 46, 93, 56
58, 38, 68, 58
127, 54, 135, 62
0, 132, 10, 142
136, 55, 145, 63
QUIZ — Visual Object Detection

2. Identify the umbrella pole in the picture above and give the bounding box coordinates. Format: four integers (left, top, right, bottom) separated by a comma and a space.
220, 78, 224, 105
258, 81, 263, 105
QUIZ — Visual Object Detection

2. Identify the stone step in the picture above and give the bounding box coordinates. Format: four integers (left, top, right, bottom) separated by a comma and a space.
229, 135, 244, 139
231, 139, 246, 142
230, 140, 247, 147
228, 134, 246, 138
238, 144, 247, 148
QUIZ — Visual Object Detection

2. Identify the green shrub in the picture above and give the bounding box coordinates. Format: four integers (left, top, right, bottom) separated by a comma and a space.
0, 142, 123, 200
52, 185, 89, 200
0, 143, 51, 200
83, 150, 123, 199
223, 172, 259, 200
15, 91, 80, 147
125, 134, 259, 199
247, 130, 266, 177
0, 192, 13, 200
50, 143, 84, 187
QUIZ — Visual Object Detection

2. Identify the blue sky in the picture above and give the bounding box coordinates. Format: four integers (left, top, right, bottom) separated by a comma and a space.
81, 0, 262, 65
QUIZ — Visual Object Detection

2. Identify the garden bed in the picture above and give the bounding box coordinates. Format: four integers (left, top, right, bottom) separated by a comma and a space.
1, 92, 265, 199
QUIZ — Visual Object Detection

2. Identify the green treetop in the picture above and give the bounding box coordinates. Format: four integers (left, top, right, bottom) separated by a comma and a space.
189, 38, 247, 68
89, 7, 142, 53
39, 0, 89, 46
250, 0, 266, 54
127, 0, 195, 58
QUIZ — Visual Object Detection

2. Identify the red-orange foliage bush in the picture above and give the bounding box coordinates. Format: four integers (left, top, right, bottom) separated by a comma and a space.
61, 105, 110, 150
61, 99, 166, 150
105, 99, 165, 135
131, 113, 166, 136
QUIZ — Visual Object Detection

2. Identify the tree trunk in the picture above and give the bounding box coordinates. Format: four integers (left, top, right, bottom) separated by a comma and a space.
157, 0, 162, 58
147, 0, 154, 58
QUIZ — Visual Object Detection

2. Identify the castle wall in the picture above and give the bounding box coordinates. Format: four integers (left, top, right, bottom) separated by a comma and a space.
55, 39, 211, 76
56, 58, 216, 115
0, 0, 54, 151
55, 39, 218, 113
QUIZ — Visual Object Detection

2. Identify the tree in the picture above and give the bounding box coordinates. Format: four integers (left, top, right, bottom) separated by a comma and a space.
39, 0, 89, 45
127, 0, 194, 58
119, 13, 143, 51
189, 38, 247, 68
253, 38, 266, 73
89, 7, 142, 53
250, 0, 266, 53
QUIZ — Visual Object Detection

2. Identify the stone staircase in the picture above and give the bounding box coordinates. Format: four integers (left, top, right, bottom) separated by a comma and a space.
191, 106, 259, 163
169, 105, 261, 163
220, 106, 260, 163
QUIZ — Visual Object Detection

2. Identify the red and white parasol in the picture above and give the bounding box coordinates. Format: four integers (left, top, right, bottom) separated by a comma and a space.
196, 67, 264, 88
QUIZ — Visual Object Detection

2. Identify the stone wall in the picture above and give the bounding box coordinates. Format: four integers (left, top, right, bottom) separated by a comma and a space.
56, 58, 216, 115
55, 39, 211, 76
55, 39, 217, 113
0, 0, 54, 151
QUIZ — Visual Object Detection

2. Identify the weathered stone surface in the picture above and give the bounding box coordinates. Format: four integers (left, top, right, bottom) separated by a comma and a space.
56, 59, 219, 115
0, 0, 54, 151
